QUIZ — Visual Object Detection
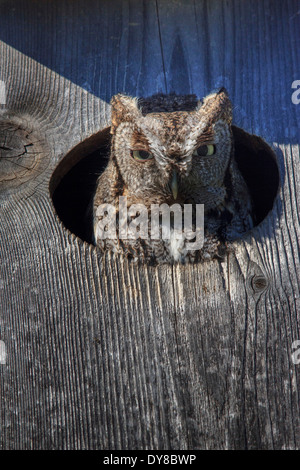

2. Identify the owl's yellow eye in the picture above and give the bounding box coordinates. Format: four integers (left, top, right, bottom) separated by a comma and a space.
193, 144, 216, 157
131, 150, 153, 162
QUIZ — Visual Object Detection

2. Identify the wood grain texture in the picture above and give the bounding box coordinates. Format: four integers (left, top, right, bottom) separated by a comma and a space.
0, 0, 300, 450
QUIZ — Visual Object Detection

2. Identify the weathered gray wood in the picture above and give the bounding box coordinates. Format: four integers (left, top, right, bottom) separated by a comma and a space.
0, 0, 300, 450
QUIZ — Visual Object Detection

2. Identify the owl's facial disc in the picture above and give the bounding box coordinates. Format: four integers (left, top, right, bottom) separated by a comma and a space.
112, 103, 231, 203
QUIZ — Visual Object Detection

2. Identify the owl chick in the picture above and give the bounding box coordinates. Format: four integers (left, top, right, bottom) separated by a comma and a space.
93, 89, 253, 264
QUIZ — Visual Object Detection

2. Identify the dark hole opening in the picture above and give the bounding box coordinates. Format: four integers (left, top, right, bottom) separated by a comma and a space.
232, 126, 280, 226
50, 128, 111, 244
50, 125, 280, 244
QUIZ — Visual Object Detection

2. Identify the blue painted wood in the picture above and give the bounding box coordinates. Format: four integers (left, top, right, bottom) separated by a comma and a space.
0, 0, 298, 143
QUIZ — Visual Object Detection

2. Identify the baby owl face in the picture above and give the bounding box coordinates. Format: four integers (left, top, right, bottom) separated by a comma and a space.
110, 89, 232, 206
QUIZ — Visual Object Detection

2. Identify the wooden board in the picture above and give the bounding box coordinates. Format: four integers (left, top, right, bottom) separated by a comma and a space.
0, 0, 300, 450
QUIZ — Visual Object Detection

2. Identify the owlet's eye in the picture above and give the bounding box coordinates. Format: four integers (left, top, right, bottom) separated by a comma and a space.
131, 150, 153, 162
193, 144, 216, 157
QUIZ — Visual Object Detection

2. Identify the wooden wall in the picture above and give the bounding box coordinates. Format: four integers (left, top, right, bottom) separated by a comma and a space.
0, 0, 300, 449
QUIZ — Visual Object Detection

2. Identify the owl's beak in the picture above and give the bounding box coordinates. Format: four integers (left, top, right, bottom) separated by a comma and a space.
170, 170, 178, 200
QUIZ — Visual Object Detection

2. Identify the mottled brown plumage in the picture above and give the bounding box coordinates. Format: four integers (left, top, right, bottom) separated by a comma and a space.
93, 89, 253, 264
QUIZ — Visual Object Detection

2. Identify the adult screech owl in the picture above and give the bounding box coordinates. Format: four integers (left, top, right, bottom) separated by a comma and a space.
92, 88, 253, 264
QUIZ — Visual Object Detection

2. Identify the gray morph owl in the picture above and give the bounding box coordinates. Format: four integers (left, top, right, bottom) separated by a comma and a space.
93, 88, 253, 264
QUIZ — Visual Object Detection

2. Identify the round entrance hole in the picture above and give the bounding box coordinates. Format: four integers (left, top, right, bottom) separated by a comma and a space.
231, 126, 280, 227
50, 125, 279, 245
50, 127, 111, 244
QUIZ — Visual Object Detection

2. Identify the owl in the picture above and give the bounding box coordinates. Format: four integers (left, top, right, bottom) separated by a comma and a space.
92, 89, 253, 264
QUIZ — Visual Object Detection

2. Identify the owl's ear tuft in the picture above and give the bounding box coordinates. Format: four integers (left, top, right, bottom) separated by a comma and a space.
110, 94, 141, 134
196, 88, 232, 124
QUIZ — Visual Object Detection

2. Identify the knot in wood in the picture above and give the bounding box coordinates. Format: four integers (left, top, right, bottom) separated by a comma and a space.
0, 117, 49, 194
250, 274, 268, 293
